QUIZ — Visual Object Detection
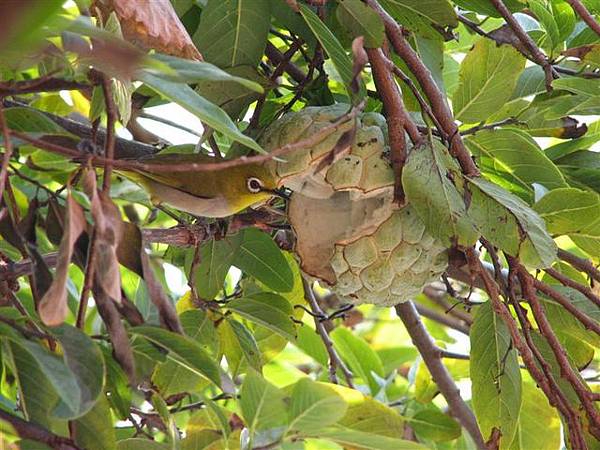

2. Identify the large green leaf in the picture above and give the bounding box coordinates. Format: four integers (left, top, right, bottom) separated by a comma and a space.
534, 187, 600, 257
193, 0, 271, 68
508, 382, 561, 450
402, 140, 478, 246
555, 150, 600, 197
73, 396, 117, 450
468, 177, 557, 268
132, 326, 221, 387
379, 0, 457, 38
227, 292, 296, 341
409, 409, 461, 442
470, 302, 522, 448
336, 0, 384, 48
314, 426, 426, 449
453, 38, 526, 123
287, 378, 348, 434
229, 228, 294, 292
137, 72, 263, 153
144, 53, 263, 92
218, 318, 262, 374
190, 239, 236, 300
152, 310, 217, 395
50, 325, 105, 419
330, 327, 385, 396
239, 370, 287, 433
465, 128, 567, 199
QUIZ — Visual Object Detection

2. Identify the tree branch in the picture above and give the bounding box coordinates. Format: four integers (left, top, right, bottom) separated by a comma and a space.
395, 301, 486, 449
489, 0, 556, 90
0, 408, 81, 450
366, 0, 479, 177
565, 0, 600, 38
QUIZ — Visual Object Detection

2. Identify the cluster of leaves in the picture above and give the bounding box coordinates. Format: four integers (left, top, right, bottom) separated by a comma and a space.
1, 0, 600, 450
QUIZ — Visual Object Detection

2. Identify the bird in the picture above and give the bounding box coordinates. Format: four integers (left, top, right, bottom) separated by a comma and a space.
117, 152, 283, 218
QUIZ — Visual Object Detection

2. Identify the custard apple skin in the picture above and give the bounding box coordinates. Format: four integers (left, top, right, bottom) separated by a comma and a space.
266, 105, 449, 306
330, 206, 447, 306
260, 105, 394, 199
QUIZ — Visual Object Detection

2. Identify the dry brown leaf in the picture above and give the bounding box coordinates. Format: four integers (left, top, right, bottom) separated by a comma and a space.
82, 169, 123, 303
92, 0, 202, 60
140, 247, 183, 334
39, 193, 86, 326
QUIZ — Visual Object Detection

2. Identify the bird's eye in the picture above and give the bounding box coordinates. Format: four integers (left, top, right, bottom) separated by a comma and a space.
246, 177, 263, 193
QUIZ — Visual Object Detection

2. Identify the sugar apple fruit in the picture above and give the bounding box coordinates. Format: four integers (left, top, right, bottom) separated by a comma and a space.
262, 105, 449, 306
260, 104, 394, 199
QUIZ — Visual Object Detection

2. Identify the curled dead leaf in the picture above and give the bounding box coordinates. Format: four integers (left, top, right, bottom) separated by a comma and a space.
92, 0, 202, 60
39, 193, 86, 326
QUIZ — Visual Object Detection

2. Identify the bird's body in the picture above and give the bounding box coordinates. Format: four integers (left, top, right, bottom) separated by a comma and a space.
118, 153, 278, 217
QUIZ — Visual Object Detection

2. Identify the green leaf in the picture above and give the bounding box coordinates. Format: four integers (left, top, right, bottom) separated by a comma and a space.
336, 0, 384, 48
239, 370, 287, 433
230, 228, 294, 292
193, 0, 271, 68
3, 107, 67, 135
379, 0, 457, 38
299, 3, 358, 99
295, 325, 329, 367
330, 327, 384, 395
50, 325, 105, 419
534, 188, 600, 236
402, 140, 478, 246
555, 150, 600, 197
453, 38, 526, 123
313, 426, 426, 449
218, 318, 262, 373
409, 409, 461, 442
73, 396, 116, 450
101, 347, 131, 420
529, 0, 562, 53
132, 326, 221, 387
470, 302, 522, 447
227, 292, 296, 341
190, 239, 236, 300
468, 177, 557, 268
465, 128, 567, 199
152, 310, 217, 395
508, 382, 561, 450
144, 53, 264, 92
137, 71, 263, 153
288, 378, 348, 434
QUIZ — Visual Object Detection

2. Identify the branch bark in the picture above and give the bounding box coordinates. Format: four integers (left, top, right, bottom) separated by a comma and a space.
565, 0, 600, 37
366, 0, 479, 177
395, 301, 486, 449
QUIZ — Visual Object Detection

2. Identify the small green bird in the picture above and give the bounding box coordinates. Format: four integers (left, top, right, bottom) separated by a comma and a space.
119, 153, 281, 217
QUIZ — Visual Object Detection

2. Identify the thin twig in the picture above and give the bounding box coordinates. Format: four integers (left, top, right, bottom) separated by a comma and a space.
558, 249, 600, 283
413, 302, 470, 335
395, 301, 485, 449
100, 75, 117, 192
303, 278, 354, 388
545, 267, 600, 308
489, 0, 556, 90
10, 102, 364, 173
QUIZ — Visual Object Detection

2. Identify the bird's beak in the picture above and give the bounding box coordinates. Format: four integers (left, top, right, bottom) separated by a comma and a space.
265, 187, 291, 200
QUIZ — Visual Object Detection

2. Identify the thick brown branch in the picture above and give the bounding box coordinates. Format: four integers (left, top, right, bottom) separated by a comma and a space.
565, 0, 600, 37
558, 249, 600, 283
366, 0, 479, 177
395, 301, 485, 449
366, 47, 415, 203
0, 77, 90, 97
0, 408, 81, 450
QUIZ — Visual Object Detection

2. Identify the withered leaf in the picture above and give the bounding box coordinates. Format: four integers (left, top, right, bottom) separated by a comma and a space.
82, 169, 123, 303
39, 193, 86, 326
92, 0, 202, 61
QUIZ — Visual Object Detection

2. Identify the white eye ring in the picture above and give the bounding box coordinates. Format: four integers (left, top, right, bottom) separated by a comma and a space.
247, 177, 263, 193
